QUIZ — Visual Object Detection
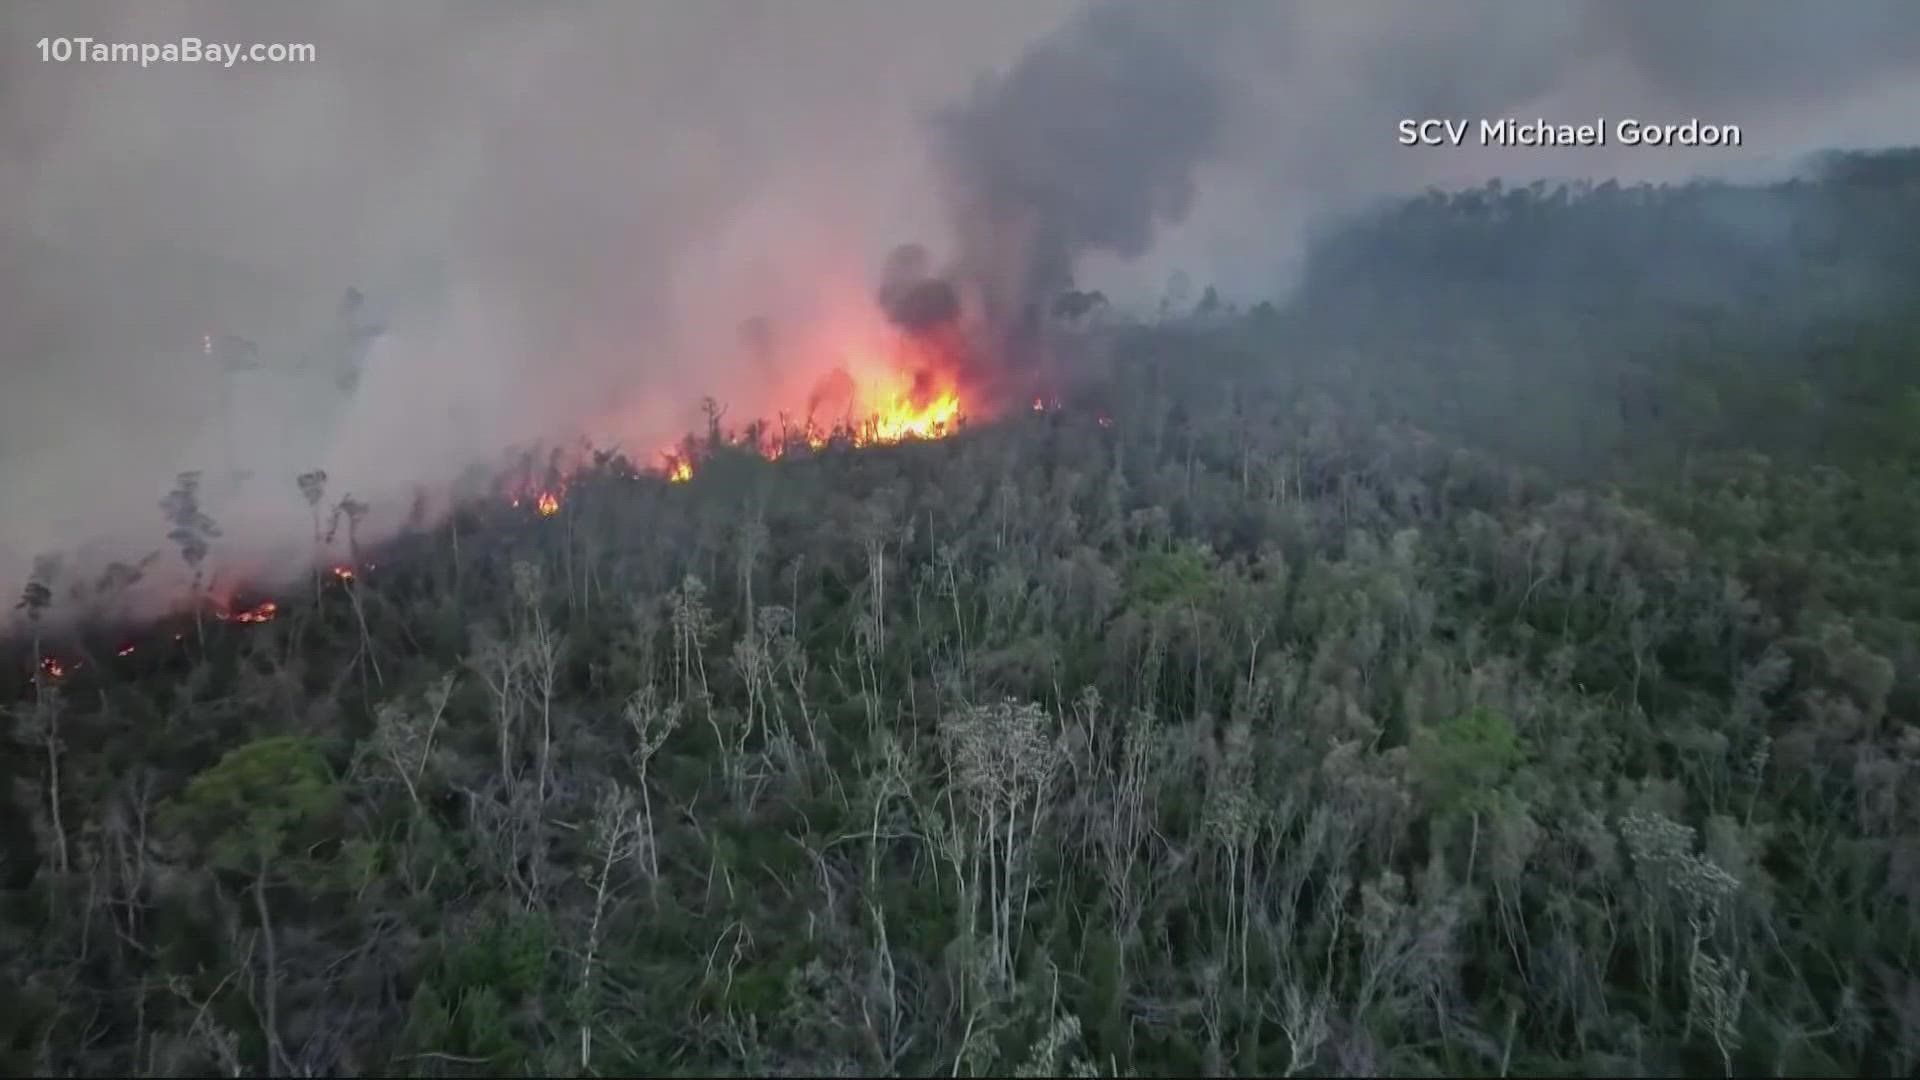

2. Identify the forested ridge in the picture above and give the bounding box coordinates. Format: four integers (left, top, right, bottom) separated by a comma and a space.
4, 150, 1920, 1077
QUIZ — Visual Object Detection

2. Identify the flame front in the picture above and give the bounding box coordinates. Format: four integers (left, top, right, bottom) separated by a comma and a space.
656, 369, 966, 485
585, 292, 986, 488
232, 600, 278, 624
864, 386, 963, 444
535, 491, 561, 516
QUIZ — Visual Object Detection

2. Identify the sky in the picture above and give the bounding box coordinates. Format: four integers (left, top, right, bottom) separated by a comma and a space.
3, 0, 1917, 623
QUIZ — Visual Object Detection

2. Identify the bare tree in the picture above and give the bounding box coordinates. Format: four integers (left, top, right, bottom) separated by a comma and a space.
160, 471, 221, 645
296, 470, 328, 607
937, 698, 1066, 992
577, 782, 644, 1070
624, 684, 683, 890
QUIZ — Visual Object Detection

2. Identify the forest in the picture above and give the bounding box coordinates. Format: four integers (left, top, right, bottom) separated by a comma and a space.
3, 148, 1918, 1077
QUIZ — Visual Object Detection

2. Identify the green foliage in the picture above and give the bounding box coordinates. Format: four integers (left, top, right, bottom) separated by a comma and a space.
444, 910, 556, 1000
161, 734, 342, 871
1410, 707, 1523, 818
1124, 541, 1218, 607
449, 985, 521, 1067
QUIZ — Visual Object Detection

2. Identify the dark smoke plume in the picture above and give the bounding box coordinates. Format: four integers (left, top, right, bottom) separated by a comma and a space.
877, 243, 962, 333
928, 0, 1230, 352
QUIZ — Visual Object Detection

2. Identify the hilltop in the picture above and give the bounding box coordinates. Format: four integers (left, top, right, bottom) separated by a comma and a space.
3, 151, 1919, 1076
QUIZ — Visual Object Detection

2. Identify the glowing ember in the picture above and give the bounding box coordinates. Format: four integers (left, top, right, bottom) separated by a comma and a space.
231, 600, 278, 624
39, 656, 68, 679
535, 490, 561, 516
117, 644, 137, 657
330, 565, 356, 583
1034, 397, 1045, 411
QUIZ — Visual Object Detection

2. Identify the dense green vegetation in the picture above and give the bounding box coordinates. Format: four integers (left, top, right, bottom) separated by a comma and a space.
4, 150, 1920, 1076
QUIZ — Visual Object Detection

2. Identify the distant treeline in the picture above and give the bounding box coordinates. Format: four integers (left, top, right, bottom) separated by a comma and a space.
1228, 147, 1920, 476
1128, 143, 1920, 697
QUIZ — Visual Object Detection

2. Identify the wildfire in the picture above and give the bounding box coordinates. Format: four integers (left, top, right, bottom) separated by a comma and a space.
652, 376, 966, 486
117, 643, 136, 657
230, 600, 278, 624
38, 656, 68, 679
330, 564, 356, 583
864, 386, 963, 444
505, 469, 569, 514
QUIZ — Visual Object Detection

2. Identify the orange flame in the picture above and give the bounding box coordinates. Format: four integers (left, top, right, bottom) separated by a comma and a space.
650, 371, 966, 485
506, 479, 569, 515
330, 564, 356, 583
231, 600, 278, 624
862, 386, 963, 444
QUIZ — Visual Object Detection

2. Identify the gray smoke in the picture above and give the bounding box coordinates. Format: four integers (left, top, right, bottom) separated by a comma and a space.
931, 0, 1230, 341
5, 0, 1920, 628
876, 243, 961, 334
917, 0, 1920, 326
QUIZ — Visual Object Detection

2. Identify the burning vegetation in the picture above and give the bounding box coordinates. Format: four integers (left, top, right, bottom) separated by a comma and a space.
6, 229, 1074, 682
649, 370, 970, 486
220, 599, 278, 625
630, 238, 1009, 485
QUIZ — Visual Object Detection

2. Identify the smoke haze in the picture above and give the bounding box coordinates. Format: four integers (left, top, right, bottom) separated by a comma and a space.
4, 0, 1920, 624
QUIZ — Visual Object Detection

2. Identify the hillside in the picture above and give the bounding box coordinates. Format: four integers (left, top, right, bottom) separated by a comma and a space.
4, 152, 1920, 1076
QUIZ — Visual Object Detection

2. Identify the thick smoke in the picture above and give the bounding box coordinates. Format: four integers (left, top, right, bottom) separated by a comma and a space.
0, 0, 1080, 625
933, 1, 1228, 344
876, 244, 962, 334
906, 0, 1920, 333
868, 1, 1235, 379
6, 0, 1920, 628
